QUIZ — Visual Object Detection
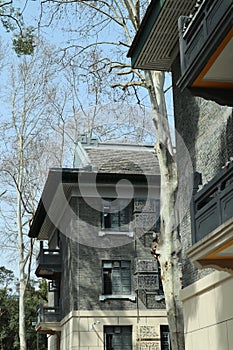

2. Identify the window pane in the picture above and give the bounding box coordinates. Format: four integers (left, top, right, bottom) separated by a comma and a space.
103, 262, 112, 268
121, 261, 130, 268
113, 261, 120, 268
110, 212, 120, 228
104, 212, 111, 229
106, 334, 112, 350
103, 271, 112, 294
161, 325, 171, 350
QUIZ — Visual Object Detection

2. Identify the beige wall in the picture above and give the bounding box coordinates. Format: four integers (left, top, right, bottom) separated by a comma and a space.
48, 310, 168, 350
181, 270, 233, 350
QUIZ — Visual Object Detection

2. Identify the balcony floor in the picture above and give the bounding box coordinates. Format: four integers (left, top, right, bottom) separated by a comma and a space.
36, 321, 61, 334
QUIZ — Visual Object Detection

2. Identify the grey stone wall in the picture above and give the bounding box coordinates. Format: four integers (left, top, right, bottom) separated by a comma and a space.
172, 54, 233, 288
58, 194, 165, 316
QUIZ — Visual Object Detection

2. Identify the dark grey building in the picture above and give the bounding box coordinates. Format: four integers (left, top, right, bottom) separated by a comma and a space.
29, 137, 171, 350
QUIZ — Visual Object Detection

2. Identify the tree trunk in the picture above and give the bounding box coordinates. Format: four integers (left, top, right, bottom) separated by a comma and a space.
158, 153, 184, 350
145, 70, 185, 350
17, 133, 27, 350
19, 259, 27, 350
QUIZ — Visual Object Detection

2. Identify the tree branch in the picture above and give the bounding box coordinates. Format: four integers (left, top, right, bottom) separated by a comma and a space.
0, 1, 12, 9
2, 169, 34, 216
111, 80, 147, 90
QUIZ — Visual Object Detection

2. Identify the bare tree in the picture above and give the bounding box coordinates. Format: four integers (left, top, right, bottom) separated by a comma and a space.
45, 48, 156, 166
36, 1, 190, 349
0, 42, 61, 350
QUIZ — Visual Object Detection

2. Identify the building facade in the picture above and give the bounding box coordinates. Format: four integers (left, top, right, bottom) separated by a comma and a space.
29, 138, 171, 350
128, 1, 233, 349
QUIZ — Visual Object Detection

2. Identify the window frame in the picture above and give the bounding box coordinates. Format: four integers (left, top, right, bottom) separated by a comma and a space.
100, 260, 136, 301
104, 326, 132, 350
99, 198, 133, 236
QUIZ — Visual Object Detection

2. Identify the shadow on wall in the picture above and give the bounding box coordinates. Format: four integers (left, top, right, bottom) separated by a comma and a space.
172, 55, 202, 290
172, 54, 200, 171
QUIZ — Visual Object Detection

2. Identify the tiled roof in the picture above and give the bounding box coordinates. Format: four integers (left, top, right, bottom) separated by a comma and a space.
84, 145, 159, 176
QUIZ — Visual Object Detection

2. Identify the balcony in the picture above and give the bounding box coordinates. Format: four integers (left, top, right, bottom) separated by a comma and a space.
188, 162, 233, 271
35, 248, 61, 279
36, 305, 61, 334
178, 0, 233, 106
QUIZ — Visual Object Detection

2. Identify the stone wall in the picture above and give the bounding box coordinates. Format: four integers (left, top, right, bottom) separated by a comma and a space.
58, 193, 165, 316
172, 54, 233, 288
59, 310, 168, 350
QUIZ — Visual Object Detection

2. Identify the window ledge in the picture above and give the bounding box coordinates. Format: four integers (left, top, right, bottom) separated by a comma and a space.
99, 295, 136, 302
98, 231, 134, 237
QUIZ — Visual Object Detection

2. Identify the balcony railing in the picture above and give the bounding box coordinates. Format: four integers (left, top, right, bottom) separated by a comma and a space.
191, 162, 233, 244
35, 248, 61, 278
37, 304, 61, 324
179, 0, 232, 75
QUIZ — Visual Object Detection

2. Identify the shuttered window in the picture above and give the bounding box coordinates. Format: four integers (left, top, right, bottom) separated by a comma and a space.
102, 261, 131, 295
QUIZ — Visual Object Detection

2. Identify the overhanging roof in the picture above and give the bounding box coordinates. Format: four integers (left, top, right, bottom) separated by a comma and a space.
127, 0, 197, 71
28, 168, 159, 239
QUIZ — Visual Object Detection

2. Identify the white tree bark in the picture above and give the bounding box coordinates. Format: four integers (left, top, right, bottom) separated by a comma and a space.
145, 70, 184, 350
0, 46, 63, 350
17, 132, 27, 350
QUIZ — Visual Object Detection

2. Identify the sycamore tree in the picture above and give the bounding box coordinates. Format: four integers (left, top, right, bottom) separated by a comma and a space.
36, 1, 195, 349
0, 41, 62, 350
46, 47, 156, 167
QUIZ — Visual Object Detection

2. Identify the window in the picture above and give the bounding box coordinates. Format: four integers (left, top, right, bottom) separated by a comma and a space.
102, 260, 131, 295
160, 325, 172, 350
104, 326, 132, 350
101, 199, 132, 232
